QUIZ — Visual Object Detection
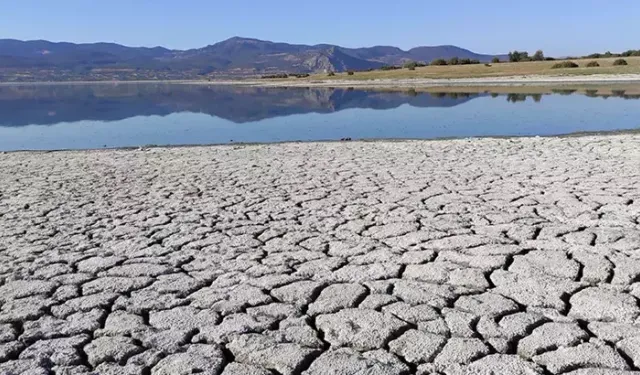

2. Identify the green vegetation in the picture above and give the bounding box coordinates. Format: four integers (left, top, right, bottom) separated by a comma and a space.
347, 71, 355, 76
509, 51, 530, 62
261, 73, 289, 79
491, 57, 501, 64
449, 58, 480, 65
588, 50, 640, 59
509, 50, 545, 62
327, 71, 336, 76
532, 50, 545, 61
613, 59, 628, 66
551, 61, 579, 69
403, 61, 426, 70
380, 65, 401, 71
586, 61, 600, 67
430, 59, 448, 66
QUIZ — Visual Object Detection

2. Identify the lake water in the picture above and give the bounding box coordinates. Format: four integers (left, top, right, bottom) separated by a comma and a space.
0, 83, 639, 151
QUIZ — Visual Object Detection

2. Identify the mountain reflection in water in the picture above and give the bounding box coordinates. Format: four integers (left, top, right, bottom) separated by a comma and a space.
0, 84, 639, 151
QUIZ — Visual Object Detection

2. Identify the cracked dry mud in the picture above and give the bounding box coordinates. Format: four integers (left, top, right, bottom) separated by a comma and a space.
0, 135, 640, 375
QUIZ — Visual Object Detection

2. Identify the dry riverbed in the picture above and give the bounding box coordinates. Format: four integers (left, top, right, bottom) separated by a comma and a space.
1, 136, 640, 374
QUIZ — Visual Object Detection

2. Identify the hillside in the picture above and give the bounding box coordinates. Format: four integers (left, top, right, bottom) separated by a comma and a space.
0, 37, 505, 79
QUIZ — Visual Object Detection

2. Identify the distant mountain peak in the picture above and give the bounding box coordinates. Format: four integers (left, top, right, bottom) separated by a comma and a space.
218, 36, 266, 44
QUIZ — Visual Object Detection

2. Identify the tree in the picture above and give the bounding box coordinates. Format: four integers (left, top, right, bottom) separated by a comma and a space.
509, 51, 529, 62
532, 50, 545, 61
448, 57, 459, 66
491, 57, 501, 64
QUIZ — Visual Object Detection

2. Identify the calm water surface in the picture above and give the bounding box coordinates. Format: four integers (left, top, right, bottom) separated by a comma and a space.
0, 84, 639, 151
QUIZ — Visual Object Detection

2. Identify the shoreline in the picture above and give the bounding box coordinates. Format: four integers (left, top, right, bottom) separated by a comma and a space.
218, 73, 640, 88
3, 128, 639, 154
2, 73, 640, 88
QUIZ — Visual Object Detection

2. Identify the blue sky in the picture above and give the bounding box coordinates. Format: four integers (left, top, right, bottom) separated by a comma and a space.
1, 0, 638, 56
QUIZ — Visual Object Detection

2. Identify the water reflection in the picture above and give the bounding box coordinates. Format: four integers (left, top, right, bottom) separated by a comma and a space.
0, 84, 482, 127
1, 84, 638, 128
0, 84, 639, 151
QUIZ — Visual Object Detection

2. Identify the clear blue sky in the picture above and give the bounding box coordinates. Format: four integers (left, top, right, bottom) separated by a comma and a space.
1, 0, 638, 56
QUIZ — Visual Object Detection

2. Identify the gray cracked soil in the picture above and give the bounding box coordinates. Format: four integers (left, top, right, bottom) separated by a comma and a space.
0, 136, 640, 374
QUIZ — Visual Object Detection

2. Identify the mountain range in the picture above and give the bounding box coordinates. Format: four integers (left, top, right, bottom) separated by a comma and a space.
0, 37, 506, 77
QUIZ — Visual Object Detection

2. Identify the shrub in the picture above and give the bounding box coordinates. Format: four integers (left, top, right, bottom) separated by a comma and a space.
430, 59, 448, 66
470, 59, 480, 64
380, 65, 401, 71
403, 61, 419, 69
327, 71, 336, 76
347, 71, 354, 76
586, 61, 600, 67
484, 63, 492, 67
544, 57, 556, 61
448, 57, 459, 65
491, 57, 500, 64
551, 61, 579, 69
261, 73, 289, 79
613, 59, 628, 66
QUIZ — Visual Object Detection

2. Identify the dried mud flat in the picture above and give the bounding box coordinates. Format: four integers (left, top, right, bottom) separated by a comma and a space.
1, 136, 640, 375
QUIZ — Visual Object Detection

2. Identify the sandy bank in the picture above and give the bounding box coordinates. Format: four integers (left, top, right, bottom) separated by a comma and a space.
214, 73, 640, 88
